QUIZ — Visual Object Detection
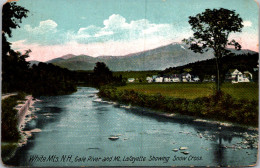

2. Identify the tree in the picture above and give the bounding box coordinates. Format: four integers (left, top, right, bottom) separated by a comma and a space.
2, 2, 29, 92
183, 8, 243, 92
93, 62, 113, 86
2, 2, 29, 55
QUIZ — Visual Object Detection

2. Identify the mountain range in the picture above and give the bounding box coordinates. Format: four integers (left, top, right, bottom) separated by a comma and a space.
32, 43, 257, 71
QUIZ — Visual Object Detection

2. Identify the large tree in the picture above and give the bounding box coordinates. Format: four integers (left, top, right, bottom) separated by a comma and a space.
2, 2, 29, 92
183, 8, 243, 92
93, 62, 113, 87
2, 2, 29, 54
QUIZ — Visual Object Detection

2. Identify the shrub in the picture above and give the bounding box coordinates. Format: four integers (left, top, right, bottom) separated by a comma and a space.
98, 87, 258, 126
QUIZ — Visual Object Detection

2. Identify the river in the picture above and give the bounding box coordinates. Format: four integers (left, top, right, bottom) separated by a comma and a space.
7, 87, 258, 167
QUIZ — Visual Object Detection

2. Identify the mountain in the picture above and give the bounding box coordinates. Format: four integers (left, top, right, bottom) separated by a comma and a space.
47, 43, 257, 71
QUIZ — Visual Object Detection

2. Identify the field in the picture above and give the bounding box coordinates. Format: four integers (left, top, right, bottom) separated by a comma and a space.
117, 82, 258, 100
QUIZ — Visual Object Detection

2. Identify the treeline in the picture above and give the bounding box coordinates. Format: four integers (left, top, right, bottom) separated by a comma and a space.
163, 53, 259, 82
3, 55, 127, 96
99, 86, 258, 127
2, 55, 77, 96
2, 2, 77, 96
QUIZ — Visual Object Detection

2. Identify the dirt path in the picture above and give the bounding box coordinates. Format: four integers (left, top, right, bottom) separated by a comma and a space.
1, 93, 18, 100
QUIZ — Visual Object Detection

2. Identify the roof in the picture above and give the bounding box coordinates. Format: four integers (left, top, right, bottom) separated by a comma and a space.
228, 69, 237, 73
243, 71, 251, 74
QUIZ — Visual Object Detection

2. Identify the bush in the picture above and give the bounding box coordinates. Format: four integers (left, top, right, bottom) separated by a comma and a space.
1, 94, 25, 142
98, 87, 258, 127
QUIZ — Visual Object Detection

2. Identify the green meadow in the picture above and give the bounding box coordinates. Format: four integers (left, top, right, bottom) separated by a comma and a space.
116, 82, 258, 100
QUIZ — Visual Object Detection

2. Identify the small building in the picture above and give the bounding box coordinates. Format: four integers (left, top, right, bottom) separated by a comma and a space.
155, 77, 163, 82
172, 77, 180, 82
203, 75, 215, 82
242, 71, 253, 82
128, 78, 135, 83
146, 77, 153, 83
163, 77, 171, 82
193, 76, 200, 82
152, 75, 158, 79
181, 73, 192, 82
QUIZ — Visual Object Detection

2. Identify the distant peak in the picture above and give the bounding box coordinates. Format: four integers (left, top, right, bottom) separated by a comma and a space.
61, 54, 77, 59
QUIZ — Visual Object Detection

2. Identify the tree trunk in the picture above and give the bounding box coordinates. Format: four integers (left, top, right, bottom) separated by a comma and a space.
215, 56, 221, 93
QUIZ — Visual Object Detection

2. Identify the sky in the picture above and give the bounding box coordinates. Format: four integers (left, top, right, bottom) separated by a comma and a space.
4, 0, 259, 62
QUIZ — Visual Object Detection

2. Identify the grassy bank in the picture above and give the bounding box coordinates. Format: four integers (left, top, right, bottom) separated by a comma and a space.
116, 83, 258, 100
1, 93, 26, 163
98, 83, 258, 127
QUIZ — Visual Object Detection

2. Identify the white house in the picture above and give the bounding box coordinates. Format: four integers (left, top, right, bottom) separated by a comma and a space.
243, 71, 253, 82
163, 77, 171, 82
146, 77, 153, 83
172, 77, 181, 82
155, 77, 163, 82
226, 69, 252, 83
128, 78, 135, 83
193, 76, 200, 82
181, 73, 192, 82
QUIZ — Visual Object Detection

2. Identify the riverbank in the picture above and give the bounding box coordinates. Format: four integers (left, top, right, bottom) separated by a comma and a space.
5, 87, 258, 167
1, 94, 39, 163
98, 86, 258, 128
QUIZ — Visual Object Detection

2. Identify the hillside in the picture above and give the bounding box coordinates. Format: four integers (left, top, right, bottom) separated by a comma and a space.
163, 53, 259, 82
47, 43, 257, 71
47, 43, 214, 71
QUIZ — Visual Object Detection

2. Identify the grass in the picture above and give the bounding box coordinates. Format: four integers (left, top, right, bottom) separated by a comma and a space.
1, 92, 26, 164
221, 83, 259, 101
1, 142, 18, 163
117, 82, 258, 100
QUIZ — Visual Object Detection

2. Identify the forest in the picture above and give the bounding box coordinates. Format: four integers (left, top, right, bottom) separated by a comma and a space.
2, 2, 125, 96
162, 53, 259, 83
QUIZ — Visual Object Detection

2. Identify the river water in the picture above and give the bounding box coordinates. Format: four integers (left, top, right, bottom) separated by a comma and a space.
7, 87, 258, 167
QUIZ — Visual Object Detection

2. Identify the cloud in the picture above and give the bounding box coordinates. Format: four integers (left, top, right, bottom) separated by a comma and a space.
69, 14, 178, 44
242, 20, 252, 27
10, 14, 194, 61
21, 20, 67, 45
24, 20, 58, 34
103, 14, 129, 30
19, 15, 185, 46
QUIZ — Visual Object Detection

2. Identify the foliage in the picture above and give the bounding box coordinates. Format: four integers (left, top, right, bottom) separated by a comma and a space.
1, 143, 18, 163
92, 62, 126, 87
99, 86, 258, 127
2, 2, 77, 96
163, 53, 259, 83
183, 8, 244, 92
2, 2, 29, 38
93, 62, 113, 87
2, 2, 30, 93
1, 93, 26, 142
29, 63, 77, 96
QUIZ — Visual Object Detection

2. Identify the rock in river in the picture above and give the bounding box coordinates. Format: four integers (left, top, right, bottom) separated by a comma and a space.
108, 136, 119, 141
182, 151, 189, 155
179, 147, 188, 150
